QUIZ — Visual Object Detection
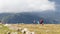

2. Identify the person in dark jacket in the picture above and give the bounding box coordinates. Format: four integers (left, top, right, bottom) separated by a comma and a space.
40, 19, 44, 25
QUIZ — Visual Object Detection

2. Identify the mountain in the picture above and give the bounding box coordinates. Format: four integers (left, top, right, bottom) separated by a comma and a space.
0, 11, 60, 24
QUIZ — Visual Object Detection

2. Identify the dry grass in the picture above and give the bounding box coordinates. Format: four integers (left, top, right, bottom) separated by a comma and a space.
0, 24, 60, 34
18, 24, 60, 34
11, 24, 60, 34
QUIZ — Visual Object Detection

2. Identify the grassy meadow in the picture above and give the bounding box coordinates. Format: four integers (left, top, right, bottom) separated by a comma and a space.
0, 24, 60, 34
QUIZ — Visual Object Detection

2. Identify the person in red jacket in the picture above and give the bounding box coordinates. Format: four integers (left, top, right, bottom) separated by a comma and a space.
40, 19, 44, 25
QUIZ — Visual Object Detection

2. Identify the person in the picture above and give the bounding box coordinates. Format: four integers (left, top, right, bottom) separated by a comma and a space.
40, 19, 44, 25
37, 21, 39, 24
33, 20, 36, 24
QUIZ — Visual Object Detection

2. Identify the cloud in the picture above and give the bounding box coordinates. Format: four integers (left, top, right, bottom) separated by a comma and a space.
0, 0, 55, 13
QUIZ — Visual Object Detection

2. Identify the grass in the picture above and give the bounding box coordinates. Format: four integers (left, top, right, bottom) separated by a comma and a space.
0, 24, 60, 34
18, 24, 60, 34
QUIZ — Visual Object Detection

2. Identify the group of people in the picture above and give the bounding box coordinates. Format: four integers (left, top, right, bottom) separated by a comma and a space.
33, 19, 44, 25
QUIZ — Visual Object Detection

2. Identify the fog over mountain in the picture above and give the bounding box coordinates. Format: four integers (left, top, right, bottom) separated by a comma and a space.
0, 0, 60, 24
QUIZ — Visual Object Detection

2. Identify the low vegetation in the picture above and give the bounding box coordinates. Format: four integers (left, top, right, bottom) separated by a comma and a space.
0, 24, 60, 34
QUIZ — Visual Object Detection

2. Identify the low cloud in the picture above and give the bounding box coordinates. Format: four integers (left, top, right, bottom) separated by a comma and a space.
0, 0, 55, 13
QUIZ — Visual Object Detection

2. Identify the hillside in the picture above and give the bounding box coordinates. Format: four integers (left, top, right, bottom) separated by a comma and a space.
0, 11, 60, 24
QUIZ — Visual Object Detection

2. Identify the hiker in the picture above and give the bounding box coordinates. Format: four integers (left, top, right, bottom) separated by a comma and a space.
33, 20, 36, 24
37, 21, 39, 24
40, 19, 44, 25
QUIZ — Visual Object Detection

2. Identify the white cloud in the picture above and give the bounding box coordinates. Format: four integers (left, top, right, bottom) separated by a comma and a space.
0, 0, 55, 13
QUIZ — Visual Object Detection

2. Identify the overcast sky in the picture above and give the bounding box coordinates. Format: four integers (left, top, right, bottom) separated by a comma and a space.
0, 0, 56, 13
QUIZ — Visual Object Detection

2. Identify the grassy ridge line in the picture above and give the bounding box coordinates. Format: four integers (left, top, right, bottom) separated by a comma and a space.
0, 24, 60, 34
16, 24, 60, 34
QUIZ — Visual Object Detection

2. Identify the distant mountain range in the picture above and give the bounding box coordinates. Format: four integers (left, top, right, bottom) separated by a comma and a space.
0, 11, 60, 24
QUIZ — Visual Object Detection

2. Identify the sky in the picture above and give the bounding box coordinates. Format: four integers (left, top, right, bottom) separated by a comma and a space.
0, 0, 58, 13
